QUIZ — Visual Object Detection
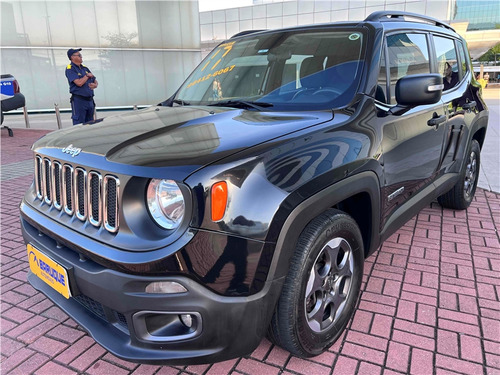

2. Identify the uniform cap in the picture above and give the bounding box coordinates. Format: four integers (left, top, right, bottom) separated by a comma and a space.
67, 48, 82, 60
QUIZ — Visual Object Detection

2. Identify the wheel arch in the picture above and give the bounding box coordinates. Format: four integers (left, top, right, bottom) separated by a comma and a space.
472, 126, 486, 150
469, 109, 488, 150
267, 171, 381, 284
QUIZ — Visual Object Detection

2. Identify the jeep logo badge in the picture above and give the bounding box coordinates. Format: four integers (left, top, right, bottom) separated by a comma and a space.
62, 144, 81, 157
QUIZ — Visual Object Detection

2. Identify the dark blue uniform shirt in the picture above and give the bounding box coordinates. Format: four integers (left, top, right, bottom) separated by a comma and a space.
65, 62, 95, 98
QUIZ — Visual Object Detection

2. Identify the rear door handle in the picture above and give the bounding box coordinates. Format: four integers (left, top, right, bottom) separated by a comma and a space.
427, 114, 446, 128
462, 101, 476, 110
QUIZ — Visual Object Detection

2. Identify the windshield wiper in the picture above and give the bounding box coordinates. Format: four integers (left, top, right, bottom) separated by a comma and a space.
207, 100, 273, 111
158, 98, 190, 107
173, 99, 190, 106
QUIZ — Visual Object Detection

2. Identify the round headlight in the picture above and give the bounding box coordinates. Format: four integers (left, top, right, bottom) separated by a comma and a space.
146, 179, 185, 230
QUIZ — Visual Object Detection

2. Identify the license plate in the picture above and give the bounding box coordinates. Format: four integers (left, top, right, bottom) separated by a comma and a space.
27, 244, 71, 299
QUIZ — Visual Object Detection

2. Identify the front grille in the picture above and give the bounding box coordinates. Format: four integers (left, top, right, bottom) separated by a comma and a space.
73, 294, 106, 320
115, 311, 128, 329
73, 294, 129, 331
34, 155, 119, 233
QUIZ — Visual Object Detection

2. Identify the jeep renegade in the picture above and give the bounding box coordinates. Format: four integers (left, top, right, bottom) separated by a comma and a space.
20, 11, 488, 364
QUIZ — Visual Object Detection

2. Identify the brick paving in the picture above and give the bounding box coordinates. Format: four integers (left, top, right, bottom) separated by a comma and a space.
1, 129, 499, 375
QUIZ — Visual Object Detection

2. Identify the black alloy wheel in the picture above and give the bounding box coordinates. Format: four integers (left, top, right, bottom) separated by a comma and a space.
268, 209, 364, 357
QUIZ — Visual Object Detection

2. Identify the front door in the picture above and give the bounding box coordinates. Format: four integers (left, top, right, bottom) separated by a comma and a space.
378, 32, 447, 225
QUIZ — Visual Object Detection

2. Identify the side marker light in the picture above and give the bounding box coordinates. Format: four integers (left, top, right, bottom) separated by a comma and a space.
211, 182, 228, 222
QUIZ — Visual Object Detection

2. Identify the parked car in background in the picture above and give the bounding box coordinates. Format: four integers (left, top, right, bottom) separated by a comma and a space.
20, 11, 488, 365
1, 74, 25, 124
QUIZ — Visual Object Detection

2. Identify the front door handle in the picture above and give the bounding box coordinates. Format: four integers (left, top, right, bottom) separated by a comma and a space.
427, 114, 446, 128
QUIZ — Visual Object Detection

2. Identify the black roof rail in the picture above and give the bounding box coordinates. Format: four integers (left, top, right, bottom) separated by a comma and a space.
364, 11, 455, 32
231, 30, 267, 38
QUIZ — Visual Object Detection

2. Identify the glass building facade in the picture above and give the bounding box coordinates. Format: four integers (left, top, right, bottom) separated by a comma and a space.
199, 0, 453, 42
1, 1, 201, 110
452, 0, 500, 30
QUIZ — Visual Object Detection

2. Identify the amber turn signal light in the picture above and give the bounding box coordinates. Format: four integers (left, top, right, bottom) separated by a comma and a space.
211, 182, 228, 222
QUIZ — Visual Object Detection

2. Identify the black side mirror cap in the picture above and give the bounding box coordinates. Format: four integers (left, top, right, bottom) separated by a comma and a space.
396, 73, 443, 106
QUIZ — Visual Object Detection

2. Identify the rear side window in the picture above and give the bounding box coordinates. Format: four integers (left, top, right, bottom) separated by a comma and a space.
458, 41, 469, 79
433, 35, 459, 91
387, 33, 430, 104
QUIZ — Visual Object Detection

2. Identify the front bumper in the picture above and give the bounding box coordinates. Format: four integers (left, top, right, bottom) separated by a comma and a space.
21, 212, 283, 365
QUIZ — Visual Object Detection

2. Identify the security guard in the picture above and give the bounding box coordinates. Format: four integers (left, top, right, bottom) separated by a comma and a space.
65, 48, 98, 125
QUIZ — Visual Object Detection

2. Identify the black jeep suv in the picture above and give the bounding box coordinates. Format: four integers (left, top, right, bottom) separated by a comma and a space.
21, 11, 488, 364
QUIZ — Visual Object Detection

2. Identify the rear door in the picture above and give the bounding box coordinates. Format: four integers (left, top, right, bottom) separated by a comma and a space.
432, 35, 478, 173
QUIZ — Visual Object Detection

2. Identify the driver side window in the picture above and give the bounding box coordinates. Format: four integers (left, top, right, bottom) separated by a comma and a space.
386, 33, 430, 104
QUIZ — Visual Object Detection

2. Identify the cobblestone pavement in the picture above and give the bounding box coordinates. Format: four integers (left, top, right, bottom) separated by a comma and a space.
1, 129, 499, 375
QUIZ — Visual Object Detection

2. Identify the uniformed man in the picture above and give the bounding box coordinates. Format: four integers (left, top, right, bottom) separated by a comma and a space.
65, 48, 98, 125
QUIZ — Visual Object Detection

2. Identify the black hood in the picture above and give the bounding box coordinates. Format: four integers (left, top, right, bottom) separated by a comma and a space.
33, 106, 333, 178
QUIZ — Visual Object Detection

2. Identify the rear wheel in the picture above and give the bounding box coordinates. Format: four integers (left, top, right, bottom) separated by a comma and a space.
268, 209, 364, 357
438, 139, 480, 210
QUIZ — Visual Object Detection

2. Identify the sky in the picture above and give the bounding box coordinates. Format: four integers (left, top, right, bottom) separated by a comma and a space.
198, 0, 253, 12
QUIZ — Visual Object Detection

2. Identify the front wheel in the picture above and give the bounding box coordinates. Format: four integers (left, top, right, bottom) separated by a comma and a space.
438, 139, 481, 210
268, 209, 364, 357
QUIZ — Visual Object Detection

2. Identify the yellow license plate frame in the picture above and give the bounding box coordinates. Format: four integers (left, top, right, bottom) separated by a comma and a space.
27, 244, 71, 299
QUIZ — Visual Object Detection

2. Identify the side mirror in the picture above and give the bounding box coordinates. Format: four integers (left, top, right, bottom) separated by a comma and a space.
396, 73, 443, 106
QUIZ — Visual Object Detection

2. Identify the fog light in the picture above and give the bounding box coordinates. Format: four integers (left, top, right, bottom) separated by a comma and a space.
133, 311, 202, 342
180, 314, 193, 328
145, 281, 187, 294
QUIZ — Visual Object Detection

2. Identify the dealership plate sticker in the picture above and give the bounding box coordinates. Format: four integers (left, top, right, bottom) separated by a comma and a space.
27, 244, 71, 299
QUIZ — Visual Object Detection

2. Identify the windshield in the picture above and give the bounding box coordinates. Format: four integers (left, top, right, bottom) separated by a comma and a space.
175, 28, 365, 111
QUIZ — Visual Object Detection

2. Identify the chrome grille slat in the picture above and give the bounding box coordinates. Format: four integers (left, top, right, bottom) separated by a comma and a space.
34, 155, 119, 233
103, 176, 119, 233
43, 158, 52, 205
75, 168, 87, 221
63, 165, 74, 215
52, 161, 63, 210
35, 156, 43, 199
88, 172, 102, 227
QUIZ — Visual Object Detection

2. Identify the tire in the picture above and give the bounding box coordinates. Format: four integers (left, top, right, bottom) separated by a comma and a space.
438, 139, 480, 210
268, 209, 364, 357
